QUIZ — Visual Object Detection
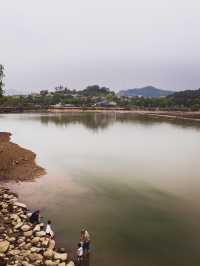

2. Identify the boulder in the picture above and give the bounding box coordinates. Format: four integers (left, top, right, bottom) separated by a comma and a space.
28, 253, 43, 262
48, 239, 55, 250
0, 240, 10, 253
31, 237, 40, 245
41, 238, 49, 247
36, 231, 46, 237
14, 202, 27, 209
21, 225, 31, 232
66, 262, 75, 266
10, 214, 19, 221
24, 243, 32, 250
45, 260, 57, 266
54, 252, 67, 261
59, 263, 66, 266
0, 226, 5, 234
30, 247, 41, 253
24, 230, 33, 237
43, 249, 54, 259
14, 222, 23, 229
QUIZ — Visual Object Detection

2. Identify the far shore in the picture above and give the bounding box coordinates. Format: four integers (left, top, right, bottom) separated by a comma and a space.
1, 107, 200, 122
47, 108, 200, 122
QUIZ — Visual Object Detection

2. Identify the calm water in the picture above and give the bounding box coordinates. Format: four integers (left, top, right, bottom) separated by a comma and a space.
1, 112, 200, 266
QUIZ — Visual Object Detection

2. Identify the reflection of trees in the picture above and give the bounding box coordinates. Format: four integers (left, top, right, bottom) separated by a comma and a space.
39, 113, 116, 131
33, 112, 200, 131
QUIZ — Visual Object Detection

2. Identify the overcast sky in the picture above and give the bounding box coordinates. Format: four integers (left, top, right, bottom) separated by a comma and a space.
1, 0, 200, 93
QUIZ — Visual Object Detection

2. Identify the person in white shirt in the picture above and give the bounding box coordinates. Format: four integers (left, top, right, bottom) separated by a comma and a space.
82, 229, 90, 253
77, 243, 83, 262
45, 220, 54, 238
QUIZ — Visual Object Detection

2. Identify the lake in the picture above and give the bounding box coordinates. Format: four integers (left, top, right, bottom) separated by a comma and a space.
1, 112, 200, 266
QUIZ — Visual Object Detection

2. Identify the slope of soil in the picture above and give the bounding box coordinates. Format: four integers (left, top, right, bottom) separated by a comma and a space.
0, 132, 45, 181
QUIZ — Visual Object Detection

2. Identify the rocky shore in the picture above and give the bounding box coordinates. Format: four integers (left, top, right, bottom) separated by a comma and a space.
0, 186, 75, 266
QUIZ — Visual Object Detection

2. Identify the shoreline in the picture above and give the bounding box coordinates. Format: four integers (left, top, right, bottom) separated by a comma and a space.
1, 108, 200, 123
0, 185, 75, 266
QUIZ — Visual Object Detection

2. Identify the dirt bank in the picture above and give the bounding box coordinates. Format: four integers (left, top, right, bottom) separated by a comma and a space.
0, 132, 45, 181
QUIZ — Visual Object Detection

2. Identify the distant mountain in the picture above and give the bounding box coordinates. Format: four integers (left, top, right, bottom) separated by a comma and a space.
118, 86, 174, 98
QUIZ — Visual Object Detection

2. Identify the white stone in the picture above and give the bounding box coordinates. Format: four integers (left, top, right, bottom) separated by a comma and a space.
54, 252, 67, 261
21, 224, 31, 232
35, 231, 46, 237
14, 202, 27, 209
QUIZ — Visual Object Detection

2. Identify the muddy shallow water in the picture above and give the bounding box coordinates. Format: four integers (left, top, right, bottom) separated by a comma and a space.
1, 112, 200, 266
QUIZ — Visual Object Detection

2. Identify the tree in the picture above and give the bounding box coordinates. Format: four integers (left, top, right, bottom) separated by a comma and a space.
0, 64, 5, 97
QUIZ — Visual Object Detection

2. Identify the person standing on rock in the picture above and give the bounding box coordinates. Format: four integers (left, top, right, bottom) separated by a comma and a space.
29, 210, 41, 224
77, 242, 84, 263
80, 228, 90, 254
83, 229, 90, 253
46, 220, 54, 238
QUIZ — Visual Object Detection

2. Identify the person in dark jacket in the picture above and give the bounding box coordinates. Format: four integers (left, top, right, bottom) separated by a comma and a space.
30, 210, 40, 224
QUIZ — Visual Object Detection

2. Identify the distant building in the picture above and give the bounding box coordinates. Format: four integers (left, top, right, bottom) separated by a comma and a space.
40, 90, 49, 96
94, 100, 117, 107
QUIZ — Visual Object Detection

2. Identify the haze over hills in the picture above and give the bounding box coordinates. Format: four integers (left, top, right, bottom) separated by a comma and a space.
118, 86, 174, 98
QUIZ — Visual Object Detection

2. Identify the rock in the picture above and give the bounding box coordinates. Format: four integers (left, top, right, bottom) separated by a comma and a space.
7, 237, 16, 243
17, 238, 25, 244
22, 262, 33, 266
0, 240, 10, 253
48, 239, 55, 250
24, 230, 33, 237
31, 237, 40, 245
45, 260, 57, 266
24, 243, 32, 250
33, 224, 41, 232
8, 249, 21, 256
59, 263, 66, 266
30, 247, 41, 253
43, 249, 54, 259
0, 225, 5, 233
20, 214, 27, 220
35, 231, 46, 237
14, 222, 23, 229
21, 225, 31, 232
41, 238, 49, 247
66, 262, 75, 266
14, 202, 27, 209
54, 252, 67, 261
28, 253, 43, 262
35, 260, 42, 266
10, 214, 19, 221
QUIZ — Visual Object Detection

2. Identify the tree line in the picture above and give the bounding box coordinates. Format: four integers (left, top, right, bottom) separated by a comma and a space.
0, 65, 200, 110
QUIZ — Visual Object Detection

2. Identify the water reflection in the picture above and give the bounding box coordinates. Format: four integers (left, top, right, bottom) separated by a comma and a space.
27, 112, 200, 131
